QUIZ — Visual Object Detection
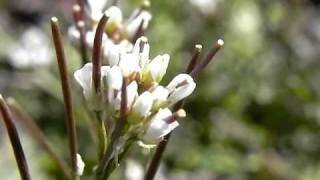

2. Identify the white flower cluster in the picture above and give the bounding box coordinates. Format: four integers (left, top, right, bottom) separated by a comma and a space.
8, 27, 52, 69
69, 1, 152, 64
74, 37, 196, 146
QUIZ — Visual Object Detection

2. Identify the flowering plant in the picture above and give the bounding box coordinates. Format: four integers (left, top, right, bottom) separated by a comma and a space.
0, 1, 223, 180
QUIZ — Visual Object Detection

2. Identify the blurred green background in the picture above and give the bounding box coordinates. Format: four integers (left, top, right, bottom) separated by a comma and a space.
1, 0, 320, 179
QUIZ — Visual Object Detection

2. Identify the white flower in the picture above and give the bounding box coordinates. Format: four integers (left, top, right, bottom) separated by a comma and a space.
126, 10, 152, 39
125, 159, 144, 180
8, 27, 52, 68
128, 92, 153, 123
104, 38, 133, 66
167, 74, 196, 104
190, 0, 221, 16
142, 108, 179, 144
150, 86, 169, 110
143, 54, 170, 83
76, 154, 85, 176
74, 63, 110, 109
68, 27, 103, 49
114, 81, 138, 110
87, 0, 108, 22
67, 26, 79, 44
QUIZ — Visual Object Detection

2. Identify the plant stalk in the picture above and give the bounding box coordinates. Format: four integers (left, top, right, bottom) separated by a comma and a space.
0, 95, 31, 180
51, 17, 79, 180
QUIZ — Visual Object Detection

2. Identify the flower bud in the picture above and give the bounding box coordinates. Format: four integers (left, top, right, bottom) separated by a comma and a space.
74, 63, 110, 110
167, 74, 196, 104
142, 108, 179, 144
126, 10, 152, 39
142, 54, 169, 84
133, 37, 150, 69
128, 92, 153, 124
104, 6, 123, 33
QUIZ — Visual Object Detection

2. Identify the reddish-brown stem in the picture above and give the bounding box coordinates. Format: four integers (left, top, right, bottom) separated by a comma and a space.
0, 95, 31, 180
92, 14, 109, 92
51, 17, 78, 180
7, 98, 71, 180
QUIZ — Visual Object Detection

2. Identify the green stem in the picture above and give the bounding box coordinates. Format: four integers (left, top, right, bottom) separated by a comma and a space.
101, 139, 135, 180
95, 111, 107, 160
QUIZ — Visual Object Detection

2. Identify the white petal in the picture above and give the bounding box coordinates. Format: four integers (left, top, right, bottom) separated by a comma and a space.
132, 92, 153, 117
140, 43, 150, 69
104, 39, 133, 66
146, 54, 169, 82
114, 81, 138, 110
107, 66, 123, 90
126, 10, 152, 38
151, 86, 169, 101
127, 81, 138, 108
101, 66, 110, 77
125, 160, 144, 180
68, 26, 80, 43
104, 39, 121, 66
85, 30, 99, 48
76, 154, 85, 176
88, 0, 108, 21
143, 108, 179, 144
119, 53, 140, 77
74, 63, 93, 100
